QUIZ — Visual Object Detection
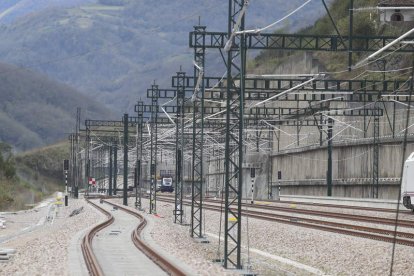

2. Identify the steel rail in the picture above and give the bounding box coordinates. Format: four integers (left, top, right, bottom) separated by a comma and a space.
102, 200, 186, 276
256, 199, 412, 214
241, 201, 414, 228
82, 199, 114, 276
159, 194, 414, 227
156, 196, 414, 247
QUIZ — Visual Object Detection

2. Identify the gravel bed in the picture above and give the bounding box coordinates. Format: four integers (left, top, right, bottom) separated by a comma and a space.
0, 200, 52, 241
226, 202, 414, 234
168, 196, 414, 233
197, 195, 414, 222
108, 197, 241, 275
0, 198, 101, 276
135, 195, 414, 275
257, 200, 414, 222
203, 204, 414, 275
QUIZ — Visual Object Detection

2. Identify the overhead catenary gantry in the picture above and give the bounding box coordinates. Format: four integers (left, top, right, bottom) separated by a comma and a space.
182, 0, 410, 269
174, 71, 186, 224
83, 108, 175, 209
191, 24, 206, 239
188, 30, 414, 53
69, 0, 413, 273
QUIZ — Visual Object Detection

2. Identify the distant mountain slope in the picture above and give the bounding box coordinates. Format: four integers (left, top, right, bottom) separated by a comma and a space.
0, 0, 95, 24
0, 0, 330, 112
0, 62, 113, 150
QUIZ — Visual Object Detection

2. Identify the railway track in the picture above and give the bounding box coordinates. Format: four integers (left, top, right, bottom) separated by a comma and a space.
259, 198, 413, 214
81, 199, 113, 276
102, 200, 186, 276
83, 198, 185, 276
157, 194, 414, 227
156, 196, 414, 247
212, 198, 414, 228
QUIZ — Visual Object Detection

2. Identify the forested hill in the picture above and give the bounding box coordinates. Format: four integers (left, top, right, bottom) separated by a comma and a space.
0, 0, 331, 112
0, 62, 112, 151
0, 0, 95, 23
253, 0, 412, 78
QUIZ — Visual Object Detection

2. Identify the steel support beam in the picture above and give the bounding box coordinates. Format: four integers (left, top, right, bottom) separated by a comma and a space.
139, 104, 383, 117
189, 31, 414, 52
174, 71, 185, 224
74, 107, 81, 198
136, 101, 144, 209
86, 128, 91, 194
327, 118, 333, 196
109, 144, 113, 196
224, 0, 246, 269
372, 116, 380, 198
149, 84, 159, 214
123, 113, 128, 206
191, 24, 206, 238
113, 142, 117, 196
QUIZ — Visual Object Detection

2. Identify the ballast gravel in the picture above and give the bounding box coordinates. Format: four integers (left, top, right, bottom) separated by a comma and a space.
2, 195, 414, 275
131, 196, 414, 275
0, 198, 101, 276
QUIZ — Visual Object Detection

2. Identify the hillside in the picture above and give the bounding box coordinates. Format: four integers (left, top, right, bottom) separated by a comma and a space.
0, 0, 95, 23
253, 0, 412, 78
0, 141, 66, 211
0, 0, 331, 112
0, 62, 113, 151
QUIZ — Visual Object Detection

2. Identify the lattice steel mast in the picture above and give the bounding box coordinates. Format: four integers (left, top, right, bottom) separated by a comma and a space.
174, 71, 186, 223
191, 24, 206, 238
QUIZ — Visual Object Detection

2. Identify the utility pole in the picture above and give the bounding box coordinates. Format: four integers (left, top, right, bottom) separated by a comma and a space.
223, 0, 247, 269
191, 24, 206, 239
174, 70, 185, 224
327, 118, 333, 196
123, 113, 128, 206
149, 83, 159, 214
113, 142, 118, 196
109, 144, 113, 196
135, 101, 144, 210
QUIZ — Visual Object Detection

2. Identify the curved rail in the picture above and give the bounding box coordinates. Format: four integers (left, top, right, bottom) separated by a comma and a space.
102, 200, 186, 276
82, 199, 114, 276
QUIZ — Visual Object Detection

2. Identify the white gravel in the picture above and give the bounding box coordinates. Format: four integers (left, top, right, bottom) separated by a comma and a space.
135, 195, 414, 275
108, 197, 240, 276
0, 197, 101, 276
3, 194, 413, 275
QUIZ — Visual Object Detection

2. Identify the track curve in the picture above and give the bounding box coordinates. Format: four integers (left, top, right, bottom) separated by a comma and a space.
81, 199, 114, 276
82, 197, 186, 276
102, 200, 186, 276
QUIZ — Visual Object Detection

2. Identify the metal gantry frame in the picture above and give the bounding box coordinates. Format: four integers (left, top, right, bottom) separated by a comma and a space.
66, 2, 414, 273
174, 71, 186, 224
136, 101, 144, 209
372, 115, 380, 198
149, 83, 159, 214
86, 128, 91, 194
123, 113, 129, 206
327, 118, 334, 197
189, 31, 414, 52
109, 143, 113, 196
112, 141, 117, 195
223, 0, 247, 269
191, 24, 206, 238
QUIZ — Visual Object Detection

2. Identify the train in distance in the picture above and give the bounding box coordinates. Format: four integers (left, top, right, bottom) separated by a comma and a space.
156, 177, 174, 193
402, 152, 414, 211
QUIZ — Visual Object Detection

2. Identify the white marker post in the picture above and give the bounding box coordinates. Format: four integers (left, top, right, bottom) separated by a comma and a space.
63, 159, 69, 206
250, 168, 255, 204
277, 170, 282, 200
